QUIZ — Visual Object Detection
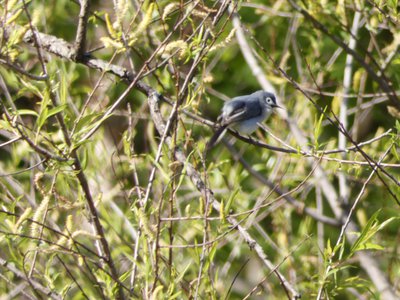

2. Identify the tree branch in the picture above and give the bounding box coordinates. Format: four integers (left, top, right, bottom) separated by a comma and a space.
74, 0, 91, 60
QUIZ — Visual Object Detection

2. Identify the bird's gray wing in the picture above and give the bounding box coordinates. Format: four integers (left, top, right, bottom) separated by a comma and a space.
221, 98, 262, 125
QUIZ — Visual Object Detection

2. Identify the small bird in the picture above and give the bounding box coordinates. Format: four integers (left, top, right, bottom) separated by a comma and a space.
206, 90, 280, 150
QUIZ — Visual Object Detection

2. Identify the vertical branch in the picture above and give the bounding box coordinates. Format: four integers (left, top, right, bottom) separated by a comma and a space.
353, 40, 373, 141
194, 157, 212, 299
338, 11, 361, 205
74, 0, 91, 60
316, 186, 324, 269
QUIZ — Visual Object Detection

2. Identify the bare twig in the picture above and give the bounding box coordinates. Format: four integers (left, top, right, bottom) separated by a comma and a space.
0, 159, 46, 177
296, 86, 400, 99
0, 136, 21, 148
0, 58, 48, 81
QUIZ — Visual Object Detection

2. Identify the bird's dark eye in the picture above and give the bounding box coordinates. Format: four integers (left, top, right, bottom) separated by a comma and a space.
266, 97, 272, 104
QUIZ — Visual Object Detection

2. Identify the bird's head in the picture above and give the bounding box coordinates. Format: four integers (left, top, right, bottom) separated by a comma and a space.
257, 91, 281, 109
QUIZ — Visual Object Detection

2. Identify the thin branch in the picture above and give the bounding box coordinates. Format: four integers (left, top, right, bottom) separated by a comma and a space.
0, 159, 46, 177
21, 0, 48, 76
243, 236, 310, 300
0, 58, 48, 81
322, 129, 392, 154
56, 255, 90, 300
296, 86, 400, 99
338, 10, 361, 205
0, 136, 21, 148
127, 105, 143, 292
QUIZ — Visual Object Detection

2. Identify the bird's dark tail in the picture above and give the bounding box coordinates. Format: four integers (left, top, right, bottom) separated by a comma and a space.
206, 125, 228, 151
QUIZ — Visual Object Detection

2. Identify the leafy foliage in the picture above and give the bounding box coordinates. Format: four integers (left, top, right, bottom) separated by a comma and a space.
0, 0, 399, 299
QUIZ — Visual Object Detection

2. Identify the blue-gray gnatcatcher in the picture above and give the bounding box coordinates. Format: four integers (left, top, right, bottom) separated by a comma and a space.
207, 90, 280, 149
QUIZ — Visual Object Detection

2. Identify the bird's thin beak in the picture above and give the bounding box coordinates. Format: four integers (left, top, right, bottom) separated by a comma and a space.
274, 104, 284, 109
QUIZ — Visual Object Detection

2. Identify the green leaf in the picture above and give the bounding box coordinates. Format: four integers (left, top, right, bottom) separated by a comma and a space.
16, 109, 38, 117
46, 104, 67, 119
225, 188, 240, 216
325, 238, 333, 258
387, 0, 398, 11
356, 242, 384, 251
19, 78, 43, 98
350, 210, 396, 254
395, 120, 400, 134
390, 145, 399, 161
5, 8, 23, 25
313, 107, 326, 149
73, 112, 103, 136
59, 64, 68, 104
37, 107, 49, 129
37, 104, 66, 129
168, 291, 183, 300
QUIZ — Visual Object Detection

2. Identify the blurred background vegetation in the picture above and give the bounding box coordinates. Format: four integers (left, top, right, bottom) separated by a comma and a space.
0, 0, 399, 299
